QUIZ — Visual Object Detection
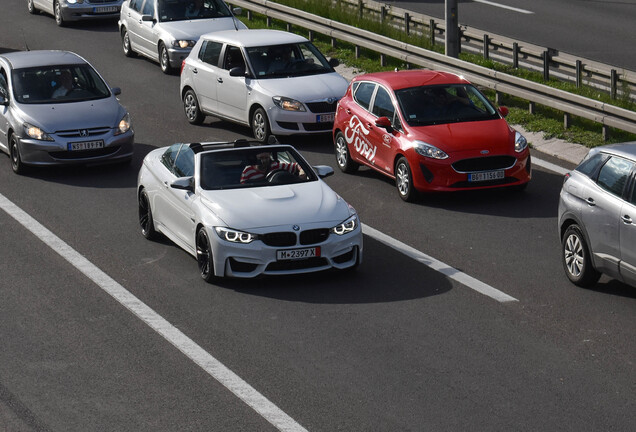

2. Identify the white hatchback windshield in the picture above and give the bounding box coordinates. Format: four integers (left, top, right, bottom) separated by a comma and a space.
245, 42, 334, 78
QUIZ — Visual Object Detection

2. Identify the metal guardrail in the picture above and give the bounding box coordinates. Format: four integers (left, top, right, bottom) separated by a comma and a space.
229, 0, 636, 137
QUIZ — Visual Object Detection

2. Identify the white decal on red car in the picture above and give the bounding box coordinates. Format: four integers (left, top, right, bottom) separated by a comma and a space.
344, 115, 377, 162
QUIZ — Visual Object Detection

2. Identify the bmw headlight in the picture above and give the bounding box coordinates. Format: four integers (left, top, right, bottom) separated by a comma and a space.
514, 131, 528, 153
272, 96, 306, 112
413, 141, 448, 160
215, 227, 258, 244
115, 112, 131, 135
172, 40, 196, 49
331, 215, 358, 236
24, 123, 53, 141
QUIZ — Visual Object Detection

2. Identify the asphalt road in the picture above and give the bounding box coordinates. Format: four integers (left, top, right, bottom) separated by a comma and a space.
385, 0, 636, 71
0, 3, 635, 431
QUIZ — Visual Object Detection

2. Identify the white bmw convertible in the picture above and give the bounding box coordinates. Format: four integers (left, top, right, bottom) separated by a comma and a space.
137, 140, 363, 280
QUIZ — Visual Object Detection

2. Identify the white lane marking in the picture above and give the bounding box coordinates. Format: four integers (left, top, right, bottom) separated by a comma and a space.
0, 193, 308, 432
473, 0, 534, 14
533, 157, 570, 176
362, 224, 518, 303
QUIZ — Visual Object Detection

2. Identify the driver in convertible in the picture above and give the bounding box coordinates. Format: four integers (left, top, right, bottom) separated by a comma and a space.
240, 151, 305, 183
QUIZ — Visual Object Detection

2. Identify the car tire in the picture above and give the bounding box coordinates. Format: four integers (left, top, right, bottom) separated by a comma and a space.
334, 131, 359, 173
395, 157, 418, 202
196, 227, 216, 283
28, 0, 38, 14
562, 224, 601, 287
159, 43, 173, 74
121, 28, 136, 58
139, 190, 158, 240
251, 107, 270, 143
54, 0, 65, 27
183, 89, 205, 125
9, 134, 27, 175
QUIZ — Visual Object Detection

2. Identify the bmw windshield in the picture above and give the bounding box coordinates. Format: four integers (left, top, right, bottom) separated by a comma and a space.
245, 42, 334, 78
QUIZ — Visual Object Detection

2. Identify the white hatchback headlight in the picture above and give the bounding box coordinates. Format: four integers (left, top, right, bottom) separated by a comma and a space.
514, 131, 528, 153
272, 96, 306, 112
331, 215, 358, 236
24, 123, 53, 141
413, 141, 448, 160
215, 227, 258, 244
115, 112, 131, 135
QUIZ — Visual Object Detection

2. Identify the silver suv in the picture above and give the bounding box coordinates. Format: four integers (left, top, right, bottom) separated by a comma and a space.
558, 142, 636, 288
118, 0, 245, 74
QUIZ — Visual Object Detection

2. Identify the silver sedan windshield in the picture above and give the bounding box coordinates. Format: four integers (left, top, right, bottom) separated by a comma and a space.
158, 0, 232, 22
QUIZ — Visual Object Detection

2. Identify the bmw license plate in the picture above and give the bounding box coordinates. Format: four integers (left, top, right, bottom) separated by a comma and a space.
469, 170, 504, 182
68, 140, 104, 151
316, 113, 334, 123
277, 247, 320, 261
94, 6, 119, 13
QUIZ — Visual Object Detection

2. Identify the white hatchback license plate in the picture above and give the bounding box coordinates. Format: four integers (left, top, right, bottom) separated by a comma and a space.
469, 170, 504, 182
68, 140, 104, 151
316, 113, 334, 123
94, 6, 119, 13
277, 247, 320, 261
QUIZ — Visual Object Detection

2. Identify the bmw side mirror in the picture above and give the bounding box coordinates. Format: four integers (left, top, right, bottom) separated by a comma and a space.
111, 87, 121, 96
171, 176, 194, 192
229, 66, 246, 77
313, 165, 334, 179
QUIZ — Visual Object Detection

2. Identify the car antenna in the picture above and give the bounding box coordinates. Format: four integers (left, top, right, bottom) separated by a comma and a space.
21, 29, 30, 51
231, 6, 240, 31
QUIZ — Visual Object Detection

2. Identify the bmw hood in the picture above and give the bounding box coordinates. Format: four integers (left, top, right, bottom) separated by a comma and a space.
255, 72, 348, 102
412, 118, 515, 154
18, 97, 124, 133
159, 18, 244, 40
199, 181, 352, 230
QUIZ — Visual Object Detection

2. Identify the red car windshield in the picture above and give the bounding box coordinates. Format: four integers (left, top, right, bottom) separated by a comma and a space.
395, 84, 499, 126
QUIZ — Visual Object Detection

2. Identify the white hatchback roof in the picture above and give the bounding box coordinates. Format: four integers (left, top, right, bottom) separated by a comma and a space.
199, 29, 308, 47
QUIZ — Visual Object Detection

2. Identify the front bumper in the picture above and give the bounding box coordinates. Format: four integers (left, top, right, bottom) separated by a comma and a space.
59, 2, 122, 22
167, 46, 193, 69
210, 223, 363, 278
267, 105, 335, 136
18, 129, 134, 166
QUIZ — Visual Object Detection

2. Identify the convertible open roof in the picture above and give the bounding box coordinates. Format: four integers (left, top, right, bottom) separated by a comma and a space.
188, 138, 280, 154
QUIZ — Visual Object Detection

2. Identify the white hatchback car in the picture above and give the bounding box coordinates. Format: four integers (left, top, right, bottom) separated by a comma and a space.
118, 0, 245, 73
179, 29, 348, 142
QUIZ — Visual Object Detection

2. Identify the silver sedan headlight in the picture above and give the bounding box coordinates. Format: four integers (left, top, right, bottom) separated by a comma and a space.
514, 131, 528, 153
66, 0, 84, 4
331, 215, 358, 236
215, 227, 259, 244
24, 123, 53, 141
272, 96, 306, 112
413, 141, 448, 160
172, 40, 196, 49
115, 112, 131, 135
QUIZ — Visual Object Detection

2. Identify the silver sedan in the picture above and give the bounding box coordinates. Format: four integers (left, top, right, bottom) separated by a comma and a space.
0, 50, 134, 174
28, 0, 125, 27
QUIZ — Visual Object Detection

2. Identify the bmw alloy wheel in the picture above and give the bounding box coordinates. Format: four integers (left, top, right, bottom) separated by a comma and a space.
196, 228, 215, 282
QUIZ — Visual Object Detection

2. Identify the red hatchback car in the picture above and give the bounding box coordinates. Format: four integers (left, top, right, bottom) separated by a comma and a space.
333, 70, 531, 201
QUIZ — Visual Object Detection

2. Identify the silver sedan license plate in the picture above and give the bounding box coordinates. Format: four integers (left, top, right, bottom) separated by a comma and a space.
277, 247, 320, 261
68, 140, 104, 151
94, 6, 119, 13
469, 170, 504, 182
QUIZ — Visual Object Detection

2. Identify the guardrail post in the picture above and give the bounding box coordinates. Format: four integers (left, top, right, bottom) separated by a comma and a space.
381, 6, 386, 23
358, 0, 363, 19
576, 60, 582, 88
380, 54, 386, 67
331, 37, 337, 49
610, 69, 618, 100
429, 19, 436, 46
445, 0, 460, 58
564, 113, 570, 130
602, 125, 609, 141
405, 12, 410, 35
355, 45, 360, 59
286, 23, 292, 32
246, 10, 252, 21
495, 91, 502, 105
543, 50, 551, 81
512, 42, 519, 68
483, 34, 490, 60
529, 101, 535, 115
308, 30, 313, 42
266, 16, 272, 27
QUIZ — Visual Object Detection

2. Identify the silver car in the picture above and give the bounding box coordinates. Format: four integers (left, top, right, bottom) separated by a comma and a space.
0, 50, 134, 174
179, 29, 348, 142
28, 0, 125, 27
558, 142, 636, 288
118, 0, 245, 74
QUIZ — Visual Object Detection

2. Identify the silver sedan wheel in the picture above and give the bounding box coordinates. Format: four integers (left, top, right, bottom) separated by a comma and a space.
54, 1, 64, 26
159, 44, 172, 74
